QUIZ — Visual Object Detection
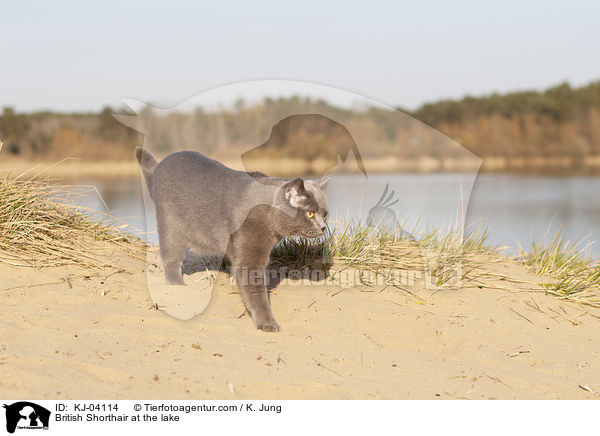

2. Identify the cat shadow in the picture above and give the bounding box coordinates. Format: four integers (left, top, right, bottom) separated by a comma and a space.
182, 239, 333, 292
182, 253, 224, 276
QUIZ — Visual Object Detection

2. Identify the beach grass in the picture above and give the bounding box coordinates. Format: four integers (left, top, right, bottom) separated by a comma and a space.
0, 171, 144, 268
270, 220, 491, 288
520, 231, 600, 305
271, 219, 600, 307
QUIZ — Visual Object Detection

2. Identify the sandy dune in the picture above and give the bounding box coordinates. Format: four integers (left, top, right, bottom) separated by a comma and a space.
1, 245, 599, 400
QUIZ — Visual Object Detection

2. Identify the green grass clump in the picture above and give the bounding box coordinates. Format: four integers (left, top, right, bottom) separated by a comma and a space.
521, 231, 600, 304
417, 223, 489, 287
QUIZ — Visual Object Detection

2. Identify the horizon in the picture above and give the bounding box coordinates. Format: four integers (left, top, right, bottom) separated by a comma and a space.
2, 77, 598, 115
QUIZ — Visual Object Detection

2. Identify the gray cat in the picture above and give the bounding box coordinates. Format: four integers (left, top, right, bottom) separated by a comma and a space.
136, 148, 329, 332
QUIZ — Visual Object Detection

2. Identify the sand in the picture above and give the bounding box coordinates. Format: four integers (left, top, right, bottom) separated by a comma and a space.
1, 244, 599, 400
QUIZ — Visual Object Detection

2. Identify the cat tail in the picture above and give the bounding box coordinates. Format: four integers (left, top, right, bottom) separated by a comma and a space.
135, 147, 158, 198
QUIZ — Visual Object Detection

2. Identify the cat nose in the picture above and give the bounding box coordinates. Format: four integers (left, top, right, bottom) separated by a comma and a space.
321, 226, 326, 232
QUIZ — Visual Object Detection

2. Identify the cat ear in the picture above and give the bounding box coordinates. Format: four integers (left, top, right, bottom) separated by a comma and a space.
284, 178, 308, 208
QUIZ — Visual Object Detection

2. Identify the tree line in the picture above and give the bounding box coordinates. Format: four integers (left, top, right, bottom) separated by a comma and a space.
1, 80, 599, 172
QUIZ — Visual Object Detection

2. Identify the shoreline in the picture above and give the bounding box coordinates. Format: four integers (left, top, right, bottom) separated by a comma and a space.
3, 156, 600, 178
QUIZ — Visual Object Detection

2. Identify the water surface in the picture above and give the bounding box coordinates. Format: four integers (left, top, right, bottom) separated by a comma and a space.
69, 173, 600, 257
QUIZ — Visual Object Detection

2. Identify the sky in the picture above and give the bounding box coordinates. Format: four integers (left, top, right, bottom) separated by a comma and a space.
1, 0, 599, 112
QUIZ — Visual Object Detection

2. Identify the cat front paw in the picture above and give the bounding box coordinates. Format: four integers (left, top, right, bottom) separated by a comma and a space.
256, 320, 280, 333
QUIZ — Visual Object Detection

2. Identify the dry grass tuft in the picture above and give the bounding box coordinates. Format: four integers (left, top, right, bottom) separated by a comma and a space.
270, 220, 491, 289
0, 172, 145, 268
272, 219, 600, 308
520, 231, 600, 306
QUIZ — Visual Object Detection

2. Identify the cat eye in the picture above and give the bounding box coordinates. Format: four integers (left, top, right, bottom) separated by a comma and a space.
306, 211, 315, 219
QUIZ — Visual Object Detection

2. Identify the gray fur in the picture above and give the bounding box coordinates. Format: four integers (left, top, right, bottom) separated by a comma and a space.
135, 148, 329, 332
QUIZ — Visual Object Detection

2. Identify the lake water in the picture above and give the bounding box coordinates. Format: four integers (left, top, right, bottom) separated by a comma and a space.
69, 173, 600, 257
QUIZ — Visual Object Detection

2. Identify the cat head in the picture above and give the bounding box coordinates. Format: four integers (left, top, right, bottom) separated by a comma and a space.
276, 177, 329, 238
